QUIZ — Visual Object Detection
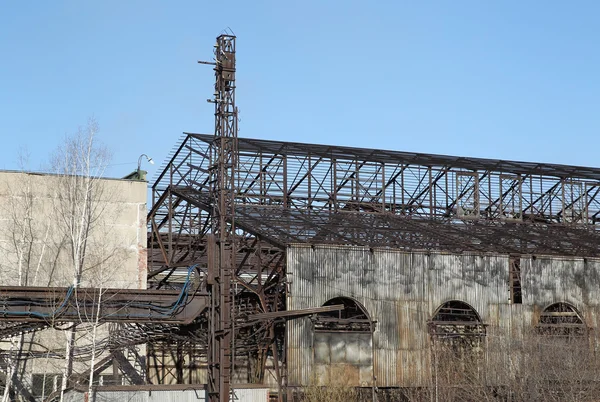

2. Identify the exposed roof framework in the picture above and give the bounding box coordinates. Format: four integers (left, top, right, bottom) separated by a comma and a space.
150, 133, 600, 260
143, 131, 600, 391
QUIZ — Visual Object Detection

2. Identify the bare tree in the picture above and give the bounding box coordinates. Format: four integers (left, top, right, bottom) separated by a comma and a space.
76, 226, 129, 399
47, 118, 113, 401
0, 119, 144, 401
0, 151, 60, 401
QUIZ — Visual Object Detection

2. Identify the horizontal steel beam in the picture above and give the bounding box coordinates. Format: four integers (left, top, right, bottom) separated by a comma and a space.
0, 286, 208, 325
248, 304, 344, 321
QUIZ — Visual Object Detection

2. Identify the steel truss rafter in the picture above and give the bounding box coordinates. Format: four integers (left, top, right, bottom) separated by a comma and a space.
152, 131, 600, 257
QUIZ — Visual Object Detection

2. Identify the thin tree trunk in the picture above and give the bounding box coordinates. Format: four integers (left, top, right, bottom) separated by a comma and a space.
3, 210, 28, 402
2, 333, 24, 402
87, 287, 103, 401
60, 328, 76, 401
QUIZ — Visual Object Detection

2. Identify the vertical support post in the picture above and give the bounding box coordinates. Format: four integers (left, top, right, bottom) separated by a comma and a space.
206, 33, 237, 402
283, 154, 288, 208
381, 162, 385, 212
332, 158, 337, 212
428, 167, 433, 218
168, 164, 173, 264
307, 154, 312, 210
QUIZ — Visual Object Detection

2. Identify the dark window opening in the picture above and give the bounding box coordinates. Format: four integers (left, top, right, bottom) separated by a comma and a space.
509, 256, 522, 304
537, 302, 586, 337
100, 374, 123, 386
428, 301, 485, 349
32, 374, 61, 398
314, 297, 371, 332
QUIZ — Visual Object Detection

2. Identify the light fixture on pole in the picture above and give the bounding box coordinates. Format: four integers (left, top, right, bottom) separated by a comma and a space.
138, 154, 154, 173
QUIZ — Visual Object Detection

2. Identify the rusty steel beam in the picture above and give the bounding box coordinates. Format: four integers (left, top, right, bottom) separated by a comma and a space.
204, 33, 237, 402
159, 132, 600, 227
0, 287, 208, 326
111, 349, 145, 385
248, 304, 343, 322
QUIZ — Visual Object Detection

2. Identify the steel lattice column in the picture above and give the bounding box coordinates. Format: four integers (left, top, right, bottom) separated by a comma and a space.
206, 34, 237, 402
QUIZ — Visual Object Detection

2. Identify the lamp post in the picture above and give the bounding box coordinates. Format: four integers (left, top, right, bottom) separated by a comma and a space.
135, 154, 154, 180
138, 154, 154, 173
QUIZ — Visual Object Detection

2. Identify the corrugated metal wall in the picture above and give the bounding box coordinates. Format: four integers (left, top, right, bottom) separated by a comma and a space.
313, 331, 372, 386
232, 388, 270, 401
287, 244, 600, 387
65, 389, 206, 402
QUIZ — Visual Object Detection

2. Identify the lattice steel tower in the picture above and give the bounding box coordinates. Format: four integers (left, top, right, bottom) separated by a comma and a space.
205, 34, 237, 402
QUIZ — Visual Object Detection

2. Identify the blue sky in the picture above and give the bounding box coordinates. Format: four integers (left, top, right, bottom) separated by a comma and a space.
1, 1, 599, 180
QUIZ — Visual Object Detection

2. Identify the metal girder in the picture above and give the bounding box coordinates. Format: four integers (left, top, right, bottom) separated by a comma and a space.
69, 353, 115, 389
111, 349, 145, 385
0, 287, 208, 327
156, 132, 600, 226
248, 304, 343, 322
203, 33, 238, 402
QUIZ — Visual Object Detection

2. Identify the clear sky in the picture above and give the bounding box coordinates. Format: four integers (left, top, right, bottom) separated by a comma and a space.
1, 1, 599, 180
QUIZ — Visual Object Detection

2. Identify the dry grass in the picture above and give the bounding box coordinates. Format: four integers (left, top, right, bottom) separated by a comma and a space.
299, 333, 600, 402
302, 366, 358, 402
425, 332, 600, 402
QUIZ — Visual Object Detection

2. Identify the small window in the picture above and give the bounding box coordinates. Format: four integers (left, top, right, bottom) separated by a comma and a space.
100, 374, 123, 386
0, 372, 6, 393
32, 374, 61, 398
509, 256, 522, 304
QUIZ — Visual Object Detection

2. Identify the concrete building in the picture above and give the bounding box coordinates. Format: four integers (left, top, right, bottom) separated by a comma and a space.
0, 171, 147, 289
0, 171, 147, 399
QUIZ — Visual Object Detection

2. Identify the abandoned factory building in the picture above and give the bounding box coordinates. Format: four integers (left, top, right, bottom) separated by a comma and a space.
147, 133, 600, 391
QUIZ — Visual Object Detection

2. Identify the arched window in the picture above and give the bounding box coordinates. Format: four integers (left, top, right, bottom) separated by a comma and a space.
537, 302, 586, 337
314, 297, 371, 332
428, 300, 485, 348
312, 297, 373, 386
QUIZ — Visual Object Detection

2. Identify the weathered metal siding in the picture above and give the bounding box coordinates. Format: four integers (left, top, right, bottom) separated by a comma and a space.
232, 387, 270, 401
65, 388, 268, 402
287, 246, 379, 386
287, 244, 600, 388
64, 389, 207, 402
524, 257, 586, 313
313, 331, 372, 386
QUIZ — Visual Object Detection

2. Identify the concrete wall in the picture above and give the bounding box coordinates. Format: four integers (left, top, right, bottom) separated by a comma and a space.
0, 171, 147, 289
0, 171, 148, 398
286, 244, 600, 388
